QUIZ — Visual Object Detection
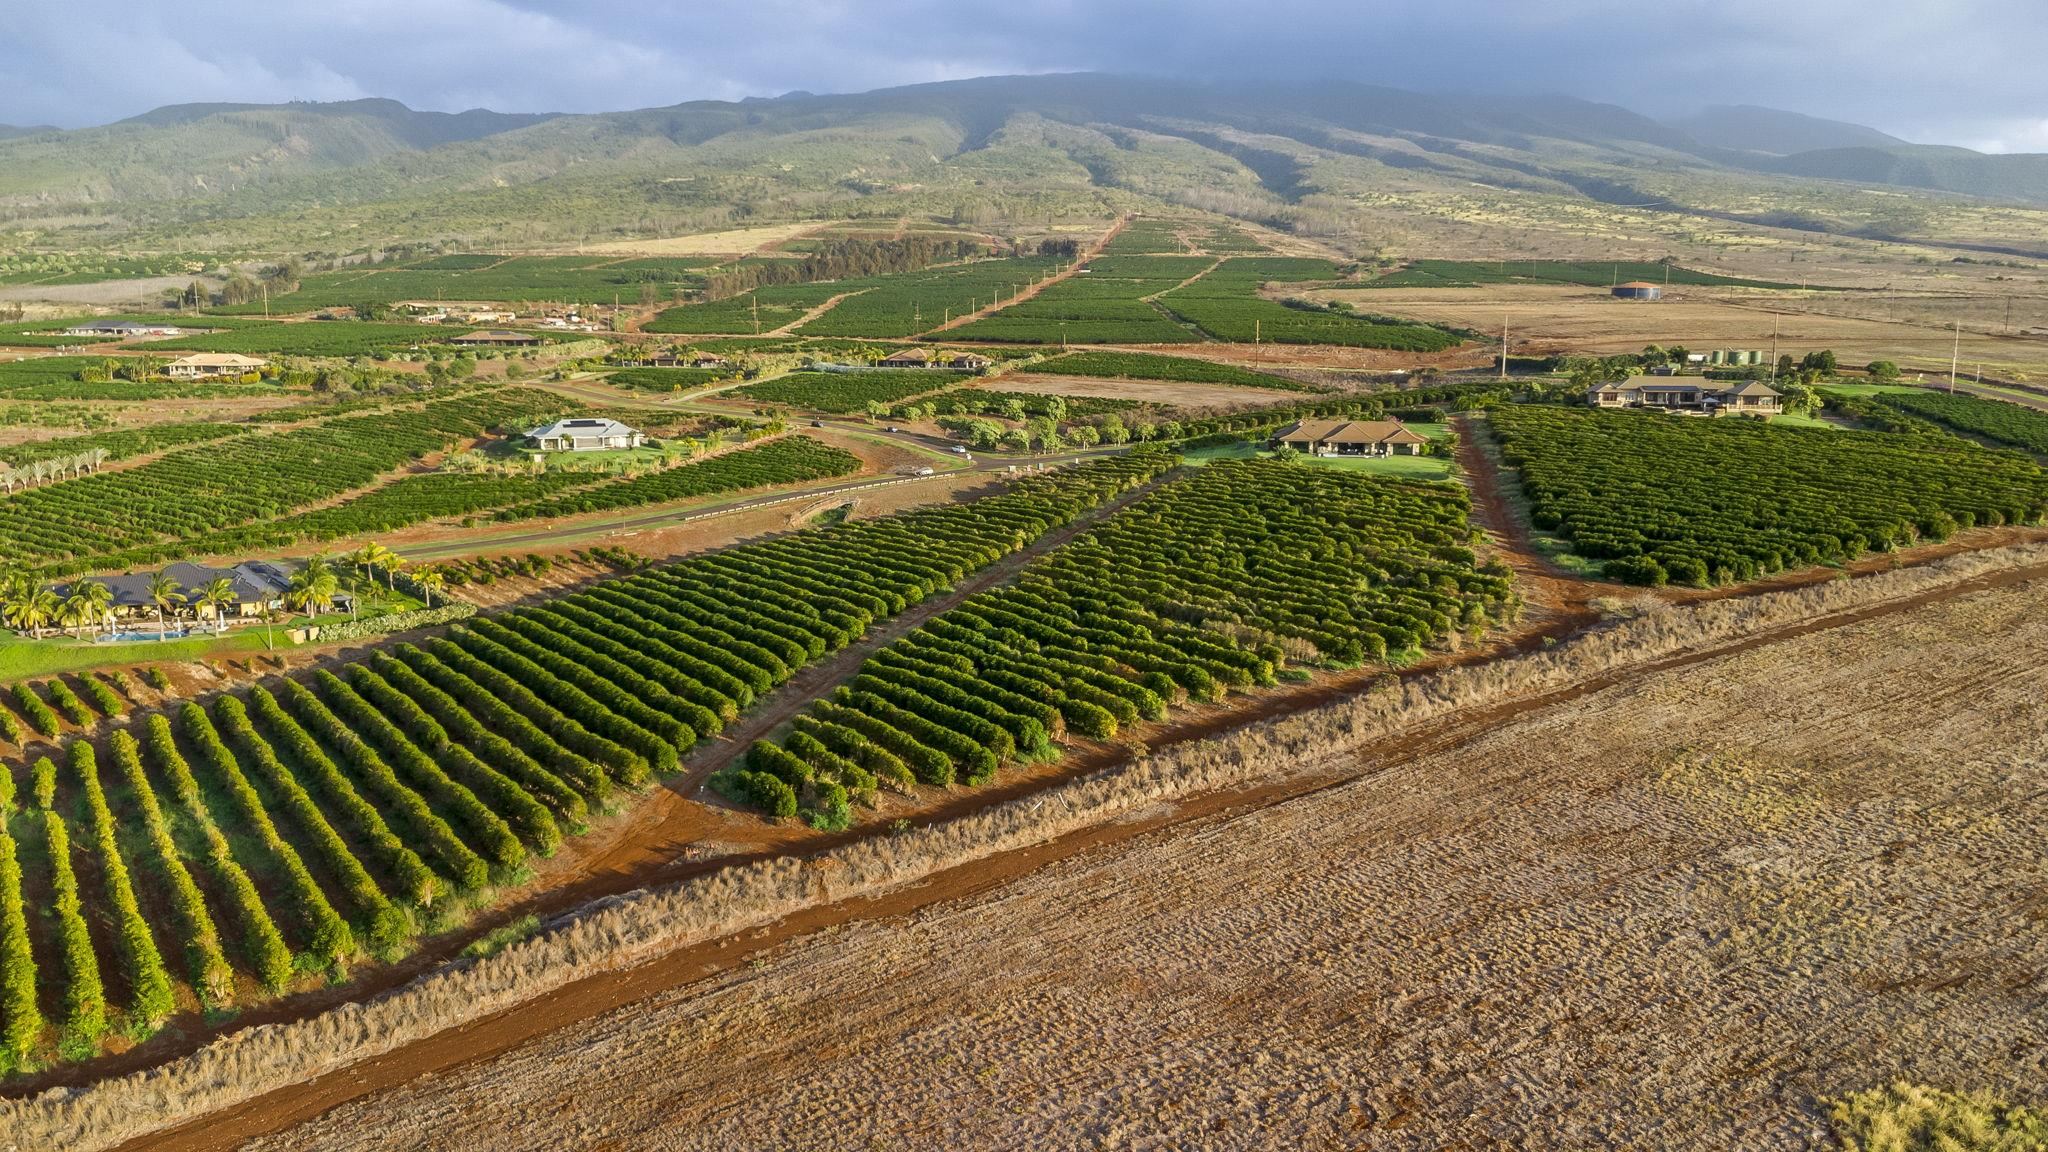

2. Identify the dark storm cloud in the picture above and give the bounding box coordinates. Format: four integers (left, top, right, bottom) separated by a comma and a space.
5, 1, 2045, 150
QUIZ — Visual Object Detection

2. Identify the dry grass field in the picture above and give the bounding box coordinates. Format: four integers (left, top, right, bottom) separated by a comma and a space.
1317, 283, 2048, 379
574, 223, 825, 257
223, 571, 2048, 1152
980, 372, 1308, 407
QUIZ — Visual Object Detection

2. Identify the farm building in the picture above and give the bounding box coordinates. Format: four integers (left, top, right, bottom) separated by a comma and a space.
947, 352, 993, 373
1270, 419, 1429, 457
452, 329, 543, 347
59, 320, 184, 339
690, 352, 730, 368
877, 348, 935, 368
526, 417, 646, 452
1587, 379, 1782, 416
1611, 281, 1662, 301
165, 353, 267, 378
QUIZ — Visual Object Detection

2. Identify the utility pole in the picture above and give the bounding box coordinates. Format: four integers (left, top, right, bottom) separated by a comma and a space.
1769, 314, 1779, 379
261, 279, 269, 320
752, 294, 760, 336
2006, 297, 2013, 334
1499, 313, 1509, 380
1950, 320, 1960, 393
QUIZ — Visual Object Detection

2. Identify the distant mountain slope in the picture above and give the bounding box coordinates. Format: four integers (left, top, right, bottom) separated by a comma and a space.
114, 98, 551, 148
0, 74, 2041, 251
0, 98, 555, 202
1757, 144, 2048, 202
0, 124, 53, 140
1668, 104, 1905, 155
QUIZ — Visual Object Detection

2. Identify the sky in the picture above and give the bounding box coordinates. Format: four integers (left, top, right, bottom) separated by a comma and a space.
5, 1, 2046, 152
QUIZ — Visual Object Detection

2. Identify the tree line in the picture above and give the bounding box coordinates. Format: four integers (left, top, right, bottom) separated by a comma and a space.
702, 237, 982, 301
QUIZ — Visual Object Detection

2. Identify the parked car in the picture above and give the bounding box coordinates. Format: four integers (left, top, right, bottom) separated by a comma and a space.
915, 466, 935, 476
950, 445, 969, 454
810, 419, 825, 428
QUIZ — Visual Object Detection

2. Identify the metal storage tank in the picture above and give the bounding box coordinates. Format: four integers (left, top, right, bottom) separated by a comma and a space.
1611, 281, 1663, 300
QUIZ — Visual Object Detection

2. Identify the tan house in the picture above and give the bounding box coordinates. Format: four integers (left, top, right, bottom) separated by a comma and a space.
877, 348, 934, 368
1587, 379, 1782, 416
947, 352, 993, 373
166, 353, 267, 379
1270, 418, 1429, 457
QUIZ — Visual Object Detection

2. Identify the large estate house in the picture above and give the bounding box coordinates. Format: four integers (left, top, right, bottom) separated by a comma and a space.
1270, 418, 1429, 457
1587, 378, 1783, 416
166, 353, 267, 378
47, 560, 337, 629
526, 417, 646, 452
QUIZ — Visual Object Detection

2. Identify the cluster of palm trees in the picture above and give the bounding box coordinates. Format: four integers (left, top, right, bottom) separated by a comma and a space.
0, 542, 449, 647
0, 570, 241, 642
344, 543, 447, 609
0, 447, 111, 494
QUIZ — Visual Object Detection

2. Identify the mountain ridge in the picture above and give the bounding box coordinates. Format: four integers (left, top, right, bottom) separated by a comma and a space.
0, 76, 2041, 252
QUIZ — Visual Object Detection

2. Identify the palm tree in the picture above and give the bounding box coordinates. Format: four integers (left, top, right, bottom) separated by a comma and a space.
413, 565, 446, 609
146, 569, 183, 641
188, 576, 236, 632
72, 579, 114, 639
357, 542, 403, 592
287, 556, 337, 620
349, 543, 380, 588
59, 588, 99, 640
5, 582, 59, 639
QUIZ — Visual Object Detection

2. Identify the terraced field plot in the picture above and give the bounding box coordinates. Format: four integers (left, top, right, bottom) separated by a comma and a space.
210, 256, 711, 314
0, 389, 567, 570
1362, 258, 1802, 290
794, 258, 1062, 339
946, 255, 1209, 344
0, 455, 1172, 1075
145, 323, 485, 358
1491, 405, 2048, 585
1017, 349, 1318, 391
228, 560, 2048, 1152
644, 284, 845, 336
728, 372, 959, 414
728, 459, 1514, 823
1868, 388, 2048, 454
1158, 258, 1466, 351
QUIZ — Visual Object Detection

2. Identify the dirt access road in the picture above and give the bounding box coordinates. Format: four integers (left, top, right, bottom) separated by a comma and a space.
920, 216, 1128, 337
123, 553, 2048, 1152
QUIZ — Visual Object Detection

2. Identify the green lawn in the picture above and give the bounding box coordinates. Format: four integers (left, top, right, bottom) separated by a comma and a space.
1820, 383, 1923, 396
1768, 411, 1841, 431
0, 598, 425, 684
0, 628, 274, 683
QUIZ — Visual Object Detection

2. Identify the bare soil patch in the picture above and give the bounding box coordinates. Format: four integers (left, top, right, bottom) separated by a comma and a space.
574, 224, 825, 257
984, 372, 1305, 407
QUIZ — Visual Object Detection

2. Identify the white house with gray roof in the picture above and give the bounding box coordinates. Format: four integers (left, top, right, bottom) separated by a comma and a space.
525, 417, 645, 452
